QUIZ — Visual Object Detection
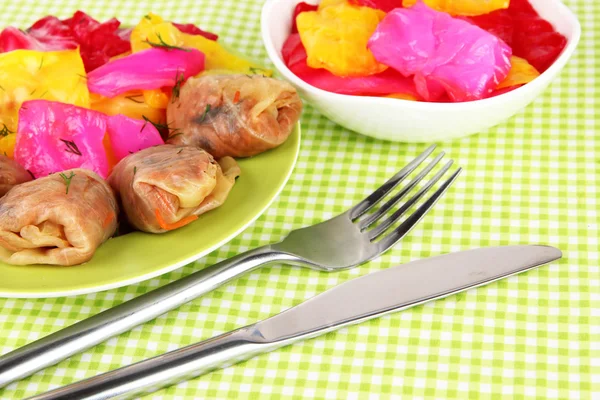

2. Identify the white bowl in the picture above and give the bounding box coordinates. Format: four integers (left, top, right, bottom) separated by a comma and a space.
261, 0, 581, 142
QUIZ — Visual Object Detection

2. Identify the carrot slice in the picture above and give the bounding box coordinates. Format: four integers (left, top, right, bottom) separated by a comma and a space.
154, 208, 198, 231
103, 213, 115, 229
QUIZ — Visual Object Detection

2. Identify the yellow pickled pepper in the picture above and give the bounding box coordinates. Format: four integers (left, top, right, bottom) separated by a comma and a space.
90, 91, 166, 125
385, 93, 419, 101
130, 14, 270, 75
497, 56, 540, 89
296, 3, 387, 77
402, 0, 510, 16
0, 48, 89, 157
318, 0, 349, 8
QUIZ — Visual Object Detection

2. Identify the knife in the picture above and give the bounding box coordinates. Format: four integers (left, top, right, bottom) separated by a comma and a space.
27, 245, 561, 400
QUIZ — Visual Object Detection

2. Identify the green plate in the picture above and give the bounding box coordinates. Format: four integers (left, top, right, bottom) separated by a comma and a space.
0, 124, 300, 298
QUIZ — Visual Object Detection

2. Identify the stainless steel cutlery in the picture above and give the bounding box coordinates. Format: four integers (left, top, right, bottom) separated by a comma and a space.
29, 245, 562, 400
0, 144, 461, 388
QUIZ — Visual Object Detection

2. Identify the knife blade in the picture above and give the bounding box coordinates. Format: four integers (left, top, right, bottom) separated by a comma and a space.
28, 245, 561, 400
256, 245, 562, 341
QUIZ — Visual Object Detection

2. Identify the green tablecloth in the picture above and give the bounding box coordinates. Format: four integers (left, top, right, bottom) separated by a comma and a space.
0, 0, 597, 398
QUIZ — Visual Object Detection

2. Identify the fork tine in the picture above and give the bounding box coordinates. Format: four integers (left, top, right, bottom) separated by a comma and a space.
375, 167, 462, 251
359, 152, 445, 230
349, 144, 437, 220
368, 160, 455, 240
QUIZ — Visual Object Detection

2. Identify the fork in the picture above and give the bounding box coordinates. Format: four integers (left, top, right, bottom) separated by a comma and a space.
0, 144, 461, 388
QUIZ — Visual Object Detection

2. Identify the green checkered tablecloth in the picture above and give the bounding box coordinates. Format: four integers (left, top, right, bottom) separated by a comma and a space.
1, 0, 598, 398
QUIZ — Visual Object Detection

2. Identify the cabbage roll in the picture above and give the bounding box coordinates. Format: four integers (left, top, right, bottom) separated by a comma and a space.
166, 74, 302, 158
108, 145, 240, 233
0, 168, 118, 266
0, 155, 32, 197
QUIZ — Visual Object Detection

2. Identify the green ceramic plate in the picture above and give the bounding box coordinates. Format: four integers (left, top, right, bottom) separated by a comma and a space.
0, 124, 300, 298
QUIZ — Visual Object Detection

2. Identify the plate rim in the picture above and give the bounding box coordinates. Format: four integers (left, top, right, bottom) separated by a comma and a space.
0, 123, 301, 298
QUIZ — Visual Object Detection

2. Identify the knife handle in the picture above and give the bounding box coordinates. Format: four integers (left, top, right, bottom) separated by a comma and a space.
26, 326, 272, 400
0, 245, 291, 388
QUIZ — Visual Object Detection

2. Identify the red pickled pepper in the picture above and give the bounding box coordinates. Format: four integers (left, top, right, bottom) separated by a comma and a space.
172, 22, 219, 40
467, 0, 566, 72
282, 34, 306, 69
0, 11, 129, 72
0, 11, 219, 72
464, 10, 514, 46
0, 22, 78, 53
509, 0, 567, 72
348, 0, 404, 12
65, 11, 131, 72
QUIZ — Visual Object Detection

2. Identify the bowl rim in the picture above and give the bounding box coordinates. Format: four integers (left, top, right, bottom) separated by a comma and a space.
261, 0, 582, 111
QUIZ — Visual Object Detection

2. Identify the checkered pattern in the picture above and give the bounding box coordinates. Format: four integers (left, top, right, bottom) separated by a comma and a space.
0, 0, 598, 399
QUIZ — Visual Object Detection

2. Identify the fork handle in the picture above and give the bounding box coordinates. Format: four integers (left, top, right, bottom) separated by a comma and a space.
0, 245, 292, 388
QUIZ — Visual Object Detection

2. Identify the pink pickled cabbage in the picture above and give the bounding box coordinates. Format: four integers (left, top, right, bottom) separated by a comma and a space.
282, 34, 419, 97
106, 114, 162, 160
367, 1, 512, 102
16, 101, 109, 178
0, 26, 78, 52
87, 47, 205, 98
15, 100, 163, 178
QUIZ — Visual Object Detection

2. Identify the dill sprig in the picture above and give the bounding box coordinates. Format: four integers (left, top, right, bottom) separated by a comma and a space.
197, 104, 211, 123
141, 116, 181, 139
39, 56, 44, 71
248, 66, 268, 76
60, 139, 82, 156
171, 72, 185, 102
142, 115, 170, 131
133, 166, 137, 175
125, 95, 144, 104
59, 172, 76, 194
144, 34, 190, 52
0, 124, 14, 137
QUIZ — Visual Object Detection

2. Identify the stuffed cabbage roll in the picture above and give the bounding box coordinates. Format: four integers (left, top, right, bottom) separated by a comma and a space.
108, 145, 240, 233
0, 155, 32, 197
166, 74, 302, 158
0, 168, 118, 265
